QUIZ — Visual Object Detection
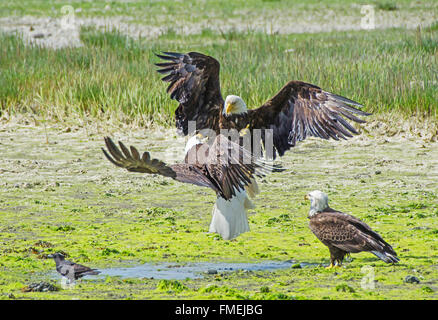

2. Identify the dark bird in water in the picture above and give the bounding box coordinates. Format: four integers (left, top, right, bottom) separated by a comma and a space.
48, 253, 100, 281
304, 190, 399, 268
102, 135, 273, 240
155, 51, 371, 158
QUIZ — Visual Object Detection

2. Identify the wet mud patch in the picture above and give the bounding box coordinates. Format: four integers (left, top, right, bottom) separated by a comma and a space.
91, 260, 313, 280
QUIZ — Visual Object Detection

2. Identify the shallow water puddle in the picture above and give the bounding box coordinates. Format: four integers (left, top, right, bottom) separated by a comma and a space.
93, 260, 306, 280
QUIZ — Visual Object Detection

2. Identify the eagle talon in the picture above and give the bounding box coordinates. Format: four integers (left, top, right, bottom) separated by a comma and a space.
239, 124, 251, 137
326, 262, 342, 269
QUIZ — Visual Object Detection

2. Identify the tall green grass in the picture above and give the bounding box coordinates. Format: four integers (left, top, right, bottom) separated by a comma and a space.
0, 0, 431, 19
0, 26, 437, 126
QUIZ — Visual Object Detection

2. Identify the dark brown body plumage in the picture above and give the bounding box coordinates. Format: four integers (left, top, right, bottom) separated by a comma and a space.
309, 208, 399, 266
155, 52, 371, 158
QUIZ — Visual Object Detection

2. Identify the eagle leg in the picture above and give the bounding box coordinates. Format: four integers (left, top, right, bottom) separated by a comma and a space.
325, 263, 335, 269
239, 124, 250, 137
327, 247, 346, 268
326, 262, 342, 269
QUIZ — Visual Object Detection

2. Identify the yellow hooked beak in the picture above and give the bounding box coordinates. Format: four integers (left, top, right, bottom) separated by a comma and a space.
226, 103, 234, 114
304, 194, 309, 200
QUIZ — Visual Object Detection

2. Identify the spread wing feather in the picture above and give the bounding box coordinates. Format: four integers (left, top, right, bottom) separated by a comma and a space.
102, 137, 176, 177
203, 135, 271, 199
155, 52, 223, 135
103, 137, 214, 189
249, 81, 371, 157
102, 136, 269, 200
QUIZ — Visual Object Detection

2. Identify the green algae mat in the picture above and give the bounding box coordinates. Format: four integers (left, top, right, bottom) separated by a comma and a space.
0, 123, 437, 300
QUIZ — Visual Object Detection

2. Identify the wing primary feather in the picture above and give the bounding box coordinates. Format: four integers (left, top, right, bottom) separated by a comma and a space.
333, 114, 358, 135
162, 52, 184, 58
118, 141, 134, 160
155, 53, 180, 61
154, 62, 175, 67
320, 109, 353, 138
162, 74, 176, 82
328, 93, 363, 107
130, 146, 141, 161
336, 108, 367, 124
156, 67, 176, 74
104, 137, 125, 161
142, 151, 150, 162
101, 148, 124, 168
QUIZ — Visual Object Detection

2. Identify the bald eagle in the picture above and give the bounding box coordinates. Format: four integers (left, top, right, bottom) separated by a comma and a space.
102, 135, 270, 240
304, 190, 399, 268
155, 52, 371, 158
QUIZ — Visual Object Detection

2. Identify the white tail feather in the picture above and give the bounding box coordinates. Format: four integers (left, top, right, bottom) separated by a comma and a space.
371, 250, 399, 263
209, 189, 251, 240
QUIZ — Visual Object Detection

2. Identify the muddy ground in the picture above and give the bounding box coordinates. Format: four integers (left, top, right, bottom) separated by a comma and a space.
0, 118, 437, 299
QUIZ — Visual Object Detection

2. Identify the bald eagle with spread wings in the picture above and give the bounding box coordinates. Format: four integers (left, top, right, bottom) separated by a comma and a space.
155, 52, 371, 158
305, 190, 399, 268
102, 135, 272, 240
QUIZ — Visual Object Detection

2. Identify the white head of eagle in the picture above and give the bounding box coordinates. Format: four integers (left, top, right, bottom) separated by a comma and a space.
184, 133, 204, 155
305, 190, 329, 217
223, 95, 248, 116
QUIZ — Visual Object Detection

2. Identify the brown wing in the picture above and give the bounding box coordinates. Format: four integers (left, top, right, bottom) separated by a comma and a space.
309, 209, 398, 262
248, 81, 371, 158
102, 137, 267, 200
102, 137, 177, 177
203, 135, 269, 200
102, 137, 216, 190
155, 52, 223, 135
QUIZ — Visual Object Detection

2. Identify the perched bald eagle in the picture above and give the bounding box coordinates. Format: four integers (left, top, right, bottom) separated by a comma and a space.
305, 190, 399, 268
155, 52, 371, 158
102, 135, 270, 240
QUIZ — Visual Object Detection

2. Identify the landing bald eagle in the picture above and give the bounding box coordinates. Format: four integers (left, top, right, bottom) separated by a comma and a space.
102, 135, 270, 240
155, 52, 371, 158
305, 190, 399, 268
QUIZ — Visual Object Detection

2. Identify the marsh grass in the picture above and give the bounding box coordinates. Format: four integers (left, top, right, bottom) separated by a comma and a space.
0, 25, 437, 126
375, 1, 398, 11
0, 0, 429, 19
